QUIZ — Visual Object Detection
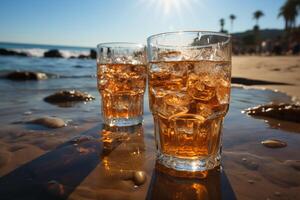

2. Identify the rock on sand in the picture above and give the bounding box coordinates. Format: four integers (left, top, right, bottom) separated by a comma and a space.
44, 49, 63, 58
6, 71, 48, 80
44, 90, 95, 103
261, 139, 287, 148
0, 48, 27, 56
28, 117, 66, 128
243, 103, 300, 123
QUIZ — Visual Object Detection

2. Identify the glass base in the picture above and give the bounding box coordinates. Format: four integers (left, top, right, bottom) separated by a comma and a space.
103, 116, 143, 127
156, 151, 221, 172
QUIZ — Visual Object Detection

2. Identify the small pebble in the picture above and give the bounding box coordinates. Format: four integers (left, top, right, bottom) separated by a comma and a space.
47, 180, 65, 197
274, 191, 281, 197
132, 171, 147, 186
28, 117, 66, 128
23, 111, 32, 115
247, 179, 254, 184
76, 147, 90, 154
261, 139, 287, 148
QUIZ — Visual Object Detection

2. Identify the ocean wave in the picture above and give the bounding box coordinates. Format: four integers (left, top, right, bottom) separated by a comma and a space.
11, 48, 90, 58
14, 48, 45, 57
60, 50, 90, 58
59, 74, 96, 78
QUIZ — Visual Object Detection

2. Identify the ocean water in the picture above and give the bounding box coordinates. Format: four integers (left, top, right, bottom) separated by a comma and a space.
0, 42, 96, 79
0, 42, 99, 122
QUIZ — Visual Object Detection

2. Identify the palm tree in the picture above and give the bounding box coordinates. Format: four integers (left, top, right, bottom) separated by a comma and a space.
253, 10, 264, 27
229, 14, 236, 32
220, 18, 225, 32
278, 0, 299, 31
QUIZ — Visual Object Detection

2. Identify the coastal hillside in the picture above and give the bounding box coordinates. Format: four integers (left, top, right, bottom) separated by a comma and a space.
232, 28, 284, 40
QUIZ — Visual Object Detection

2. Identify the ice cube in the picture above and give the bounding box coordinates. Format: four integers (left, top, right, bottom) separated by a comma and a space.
157, 92, 190, 118
193, 60, 215, 75
103, 79, 119, 93
216, 78, 230, 104
171, 63, 188, 76
164, 92, 190, 106
196, 103, 214, 118
169, 114, 205, 135
149, 87, 167, 112
187, 74, 216, 101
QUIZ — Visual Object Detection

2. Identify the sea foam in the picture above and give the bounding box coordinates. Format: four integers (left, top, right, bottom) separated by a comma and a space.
13, 48, 90, 58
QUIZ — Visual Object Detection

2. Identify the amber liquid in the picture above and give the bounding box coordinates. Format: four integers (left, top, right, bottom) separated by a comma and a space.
149, 60, 231, 159
97, 63, 146, 119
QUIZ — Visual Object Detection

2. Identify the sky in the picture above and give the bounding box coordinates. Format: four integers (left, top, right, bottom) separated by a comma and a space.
0, 0, 295, 47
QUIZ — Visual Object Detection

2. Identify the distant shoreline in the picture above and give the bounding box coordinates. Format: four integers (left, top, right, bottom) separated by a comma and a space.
0, 41, 93, 50
0, 45, 95, 59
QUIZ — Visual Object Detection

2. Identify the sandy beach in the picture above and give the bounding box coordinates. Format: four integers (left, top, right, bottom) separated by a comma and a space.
0, 54, 299, 199
1, 0, 300, 198
232, 56, 300, 101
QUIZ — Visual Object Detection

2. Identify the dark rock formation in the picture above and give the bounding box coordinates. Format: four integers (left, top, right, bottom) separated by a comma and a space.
44, 49, 63, 58
44, 90, 95, 107
243, 103, 300, 123
68, 49, 96, 59
5, 71, 48, 80
90, 49, 97, 59
78, 54, 89, 59
0, 48, 27, 57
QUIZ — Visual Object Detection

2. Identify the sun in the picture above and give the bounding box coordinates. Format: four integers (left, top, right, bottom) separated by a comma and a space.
138, 0, 195, 16
160, 0, 182, 15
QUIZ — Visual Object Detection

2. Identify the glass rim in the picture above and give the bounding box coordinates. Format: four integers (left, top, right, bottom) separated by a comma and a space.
97, 42, 145, 49
147, 30, 231, 48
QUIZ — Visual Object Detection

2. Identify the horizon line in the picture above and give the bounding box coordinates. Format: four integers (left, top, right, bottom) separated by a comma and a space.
0, 41, 94, 49
0, 27, 284, 49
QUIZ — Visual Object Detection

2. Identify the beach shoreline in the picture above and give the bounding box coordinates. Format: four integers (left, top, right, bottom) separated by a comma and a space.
232, 55, 300, 101
0, 54, 300, 199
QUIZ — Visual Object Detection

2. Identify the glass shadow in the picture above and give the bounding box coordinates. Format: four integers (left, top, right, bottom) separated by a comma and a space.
0, 123, 146, 200
0, 124, 103, 200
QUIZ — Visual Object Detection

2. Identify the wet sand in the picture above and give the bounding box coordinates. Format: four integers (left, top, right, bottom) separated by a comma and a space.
0, 86, 300, 199
232, 56, 300, 101
0, 55, 300, 199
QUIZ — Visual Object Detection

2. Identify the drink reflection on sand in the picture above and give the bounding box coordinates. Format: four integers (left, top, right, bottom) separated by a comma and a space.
147, 166, 236, 200
100, 124, 146, 172
68, 124, 149, 200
